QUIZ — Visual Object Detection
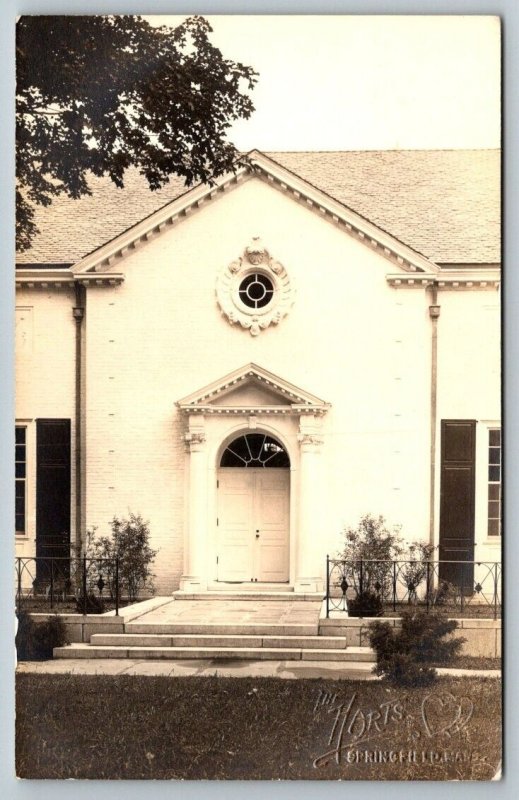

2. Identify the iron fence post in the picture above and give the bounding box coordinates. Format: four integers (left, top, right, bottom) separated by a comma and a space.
460, 562, 465, 614
327, 555, 332, 617
82, 555, 87, 614
426, 561, 430, 613
16, 558, 21, 610
392, 561, 397, 612
359, 558, 363, 596
493, 561, 498, 620
115, 557, 120, 616
50, 558, 54, 609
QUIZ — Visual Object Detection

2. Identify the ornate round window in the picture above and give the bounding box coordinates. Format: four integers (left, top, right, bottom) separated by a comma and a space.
216, 237, 295, 336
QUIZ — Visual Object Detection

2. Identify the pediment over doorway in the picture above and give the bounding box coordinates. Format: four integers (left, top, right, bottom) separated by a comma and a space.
176, 363, 330, 416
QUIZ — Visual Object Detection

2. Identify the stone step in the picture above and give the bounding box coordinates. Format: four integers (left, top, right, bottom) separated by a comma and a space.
53, 644, 375, 662
175, 590, 322, 601
125, 622, 319, 636
90, 633, 349, 649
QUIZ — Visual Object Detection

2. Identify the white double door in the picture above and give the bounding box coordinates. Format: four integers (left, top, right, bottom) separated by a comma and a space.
217, 468, 289, 583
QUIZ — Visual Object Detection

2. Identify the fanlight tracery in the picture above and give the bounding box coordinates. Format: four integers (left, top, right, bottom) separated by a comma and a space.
220, 434, 290, 468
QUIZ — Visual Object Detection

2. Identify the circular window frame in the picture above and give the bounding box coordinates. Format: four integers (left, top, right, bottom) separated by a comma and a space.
216, 239, 295, 336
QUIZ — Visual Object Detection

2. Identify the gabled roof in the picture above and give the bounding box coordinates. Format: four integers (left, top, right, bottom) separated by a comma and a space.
64, 150, 439, 277
16, 149, 500, 268
270, 150, 500, 265
177, 363, 330, 416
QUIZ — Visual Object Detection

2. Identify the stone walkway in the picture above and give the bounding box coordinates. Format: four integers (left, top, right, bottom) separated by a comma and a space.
16, 658, 500, 680
15, 658, 376, 679
130, 598, 322, 627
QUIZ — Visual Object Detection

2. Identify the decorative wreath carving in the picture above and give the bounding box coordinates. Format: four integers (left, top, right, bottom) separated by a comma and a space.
216, 237, 295, 336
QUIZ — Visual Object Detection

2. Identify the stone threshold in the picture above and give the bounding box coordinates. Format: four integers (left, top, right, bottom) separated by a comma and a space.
173, 590, 323, 602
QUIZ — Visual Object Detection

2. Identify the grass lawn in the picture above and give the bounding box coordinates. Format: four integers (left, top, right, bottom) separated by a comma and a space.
431, 656, 501, 670
16, 673, 501, 780
381, 604, 500, 619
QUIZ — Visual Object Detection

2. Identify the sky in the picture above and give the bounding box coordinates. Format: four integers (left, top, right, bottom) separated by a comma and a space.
148, 14, 500, 151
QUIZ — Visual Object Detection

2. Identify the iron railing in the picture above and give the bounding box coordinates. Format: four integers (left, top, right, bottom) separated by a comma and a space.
15, 556, 120, 615
325, 557, 502, 619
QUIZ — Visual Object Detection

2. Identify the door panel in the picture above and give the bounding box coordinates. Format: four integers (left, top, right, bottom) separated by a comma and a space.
217, 471, 254, 581
217, 468, 289, 582
255, 471, 289, 581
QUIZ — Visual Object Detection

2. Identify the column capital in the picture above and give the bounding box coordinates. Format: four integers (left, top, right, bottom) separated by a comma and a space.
297, 433, 323, 447
184, 431, 206, 451
184, 414, 206, 452
298, 414, 323, 449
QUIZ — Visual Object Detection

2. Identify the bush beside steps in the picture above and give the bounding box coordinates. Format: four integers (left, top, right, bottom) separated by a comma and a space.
366, 609, 466, 687
16, 612, 69, 661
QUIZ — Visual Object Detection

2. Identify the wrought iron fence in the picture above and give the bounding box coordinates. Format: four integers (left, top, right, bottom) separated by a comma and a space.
325, 557, 502, 619
15, 556, 120, 615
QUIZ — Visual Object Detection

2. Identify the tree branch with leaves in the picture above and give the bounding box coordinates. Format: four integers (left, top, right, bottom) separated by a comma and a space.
16, 15, 258, 250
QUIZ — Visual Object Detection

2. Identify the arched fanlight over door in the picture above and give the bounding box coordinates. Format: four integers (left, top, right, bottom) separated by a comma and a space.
220, 433, 290, 468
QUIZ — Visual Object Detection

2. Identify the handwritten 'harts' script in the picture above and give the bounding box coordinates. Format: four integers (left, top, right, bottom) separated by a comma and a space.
313, 689, 406, 768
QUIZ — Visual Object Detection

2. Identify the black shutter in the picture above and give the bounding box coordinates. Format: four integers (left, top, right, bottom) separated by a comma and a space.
36, 419, 71, 563
439, 420, 476, 590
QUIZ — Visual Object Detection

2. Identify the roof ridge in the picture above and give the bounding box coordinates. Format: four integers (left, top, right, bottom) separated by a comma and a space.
265, 148, 501, 154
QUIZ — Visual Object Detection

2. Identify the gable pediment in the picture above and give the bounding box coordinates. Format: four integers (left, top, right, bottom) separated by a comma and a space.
68, 151, 441, 279
211, 383, 293, 408
176, 363, 330, 416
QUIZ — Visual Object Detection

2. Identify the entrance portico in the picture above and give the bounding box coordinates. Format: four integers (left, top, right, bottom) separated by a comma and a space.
177, 363, 330, 594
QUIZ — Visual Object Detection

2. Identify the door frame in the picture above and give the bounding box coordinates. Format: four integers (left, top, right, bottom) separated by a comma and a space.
210, 424, 296, 586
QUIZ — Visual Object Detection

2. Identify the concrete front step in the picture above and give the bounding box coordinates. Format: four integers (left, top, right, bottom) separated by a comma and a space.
125, 623, 319, 636
53, 644, 375, 662
90, 633, 349, 649
175, 590, 322, 601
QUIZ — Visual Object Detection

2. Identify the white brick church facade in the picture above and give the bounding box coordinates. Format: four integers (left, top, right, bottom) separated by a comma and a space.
15, 150, 501, 594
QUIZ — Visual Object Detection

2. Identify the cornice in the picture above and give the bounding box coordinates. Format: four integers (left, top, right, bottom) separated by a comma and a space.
387, 270, 500, 290
66, 150, 442, 278
177, 404, 328, 417
16, 271, 125, 289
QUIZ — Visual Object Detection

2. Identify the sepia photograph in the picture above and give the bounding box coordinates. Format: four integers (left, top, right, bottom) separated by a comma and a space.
12, 12, 502, 781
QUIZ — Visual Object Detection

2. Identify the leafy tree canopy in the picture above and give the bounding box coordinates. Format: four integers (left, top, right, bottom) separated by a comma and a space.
16, 15, 258, 251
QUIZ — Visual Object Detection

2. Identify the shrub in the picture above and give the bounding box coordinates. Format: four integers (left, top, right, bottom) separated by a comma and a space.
83, 513, 157, 603
400, 541, 437, 604
347, 590, 383, 617
75, 592, 105, 614
427, 580, 460, 607
339, 514, 404, 598
16, 612, 69, 661
367, 609, 466, 687
339, 516, 436, 605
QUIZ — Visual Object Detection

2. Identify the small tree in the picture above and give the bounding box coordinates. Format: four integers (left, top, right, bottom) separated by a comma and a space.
339, 514, 404, 598
400, 541, 437, 604
367, 609, 466, 687
83, 513, 157, 603
111, 513, 157, 602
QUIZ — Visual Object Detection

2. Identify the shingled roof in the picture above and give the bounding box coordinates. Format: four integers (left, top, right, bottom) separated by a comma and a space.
17, 149, 500, 267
